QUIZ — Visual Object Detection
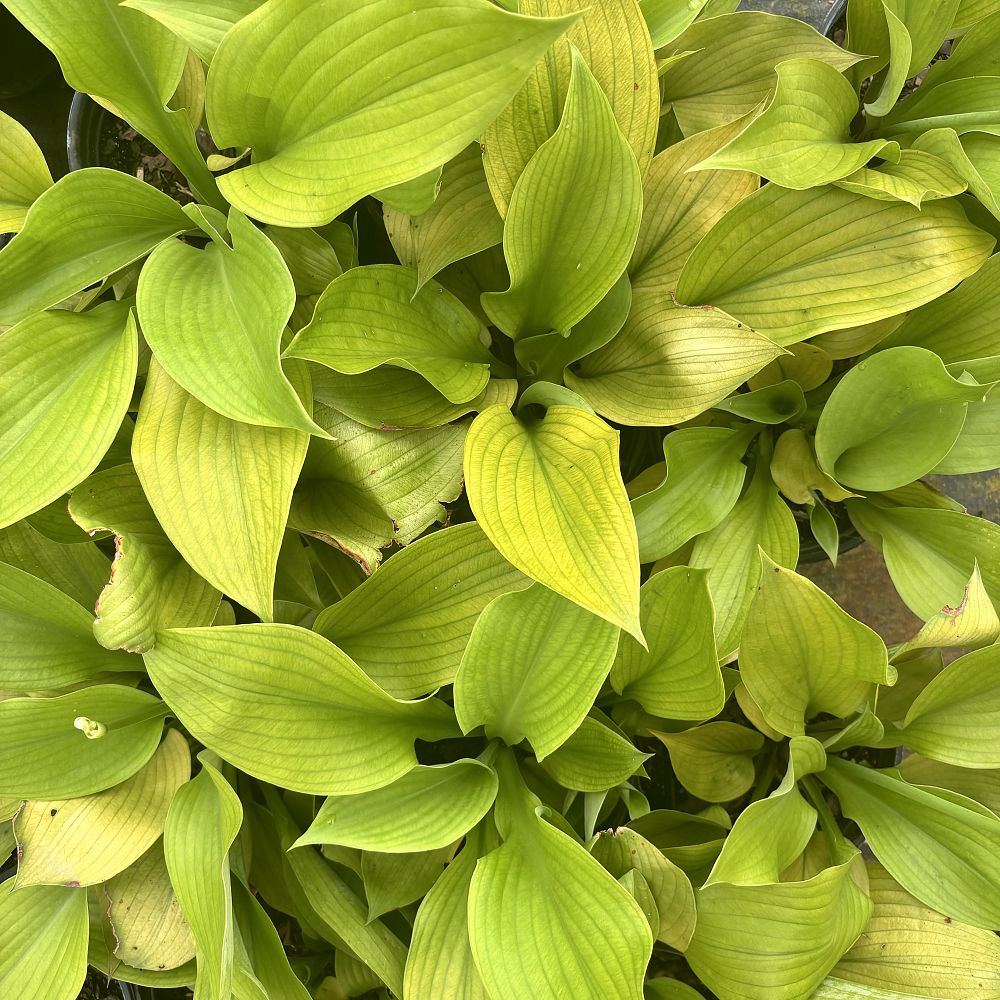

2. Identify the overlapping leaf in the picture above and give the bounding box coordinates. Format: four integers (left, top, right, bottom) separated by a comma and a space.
207, 0, 576, 225
0, 108, 52, 233
482, 47, 643, 340
0, 302, 137, 529
144, 624, 457, 794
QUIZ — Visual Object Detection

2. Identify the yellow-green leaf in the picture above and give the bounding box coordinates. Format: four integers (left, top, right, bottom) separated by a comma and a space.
654, 723, 763, 802
465, 404, 641, 638
0, 108, 52, 232
0, 302, 137, 530
207, 0, 575, 226
14, 728, 189, 888
133, 360, 309, 622
676, 185, 994, 346
482, 47, 643, 341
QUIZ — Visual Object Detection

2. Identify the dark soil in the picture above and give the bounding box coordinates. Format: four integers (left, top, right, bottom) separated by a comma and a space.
99, 116, 194, 205
78, 969, 123, 1000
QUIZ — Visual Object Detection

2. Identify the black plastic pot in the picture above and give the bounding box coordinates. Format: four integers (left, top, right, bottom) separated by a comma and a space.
738, 0, 847, 35
66, 91, 105, 172
0, 7, 58, 98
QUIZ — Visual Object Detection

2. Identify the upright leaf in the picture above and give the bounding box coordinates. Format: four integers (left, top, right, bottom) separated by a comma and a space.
464, 404, 642, 638
481, 0, 657, 215
133, 360, 309, 622
69, 464, 221, 653
207, 0, 576, 225
741, 558, 894, 736
0, 302, 137, 529
144, 624, 457, 794
0, 879, 88, 1000
312, 523, 530, 698
611, 567, 724, 721
455, 584, 620, 758
164, 760, 243, 1000
482, 47, 642, 340
468, 755, 652, 999
676, 185, 994, 346
384, 145, 503, 292
120, 0, 263, 64
0, 108, 52, 233
137, 209, 319, 433
690, 449, 799, 657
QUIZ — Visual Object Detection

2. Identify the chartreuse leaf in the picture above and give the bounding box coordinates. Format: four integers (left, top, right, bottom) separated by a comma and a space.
468, 752, 651, 999
0, 878, 88, 1000
465, 404, 642, 638
0, 518, 109, 611
286, 265, 493, 405
0, 169, 191, 328
629, 115, 758, 298
290, 403, 465, 575
695, 59, 896, 189
264, 225, 342, 296
836, 149, 966, 206
296, 761, 497, 853
828, 862, 1000, 997
770, 429, 856, 505
106, 841, 195, 972
120, 0, 262, 64
590, 827, 696, 951
310, 365, 517, 432
645, 982, 703, 1000
567, 300, 783, 426
384, 145, 503, 292
361, 846, 454, 920
454, 584, 620, 759
404, 846, 487, 999
691, 448, 799, 658
815, 347, 991, 491
654, 723, 763, 802
686, 848, 872, 1000
137, 209, 319, 434
611, 567, 724, 721
0, 562, 132, 691
660, 11, 864, 134
740, 557, 894, 737
207, 0, 575, 226
540, 715, 649, 792
1, 1, 219, 206
0, 685, 165, 799
69, 465, 221, 653
481, 0, 656, 217
144, 624, 457, 794
312, 523, 528, 697
676, 185, 994, 346
858, 1, 912, 118
876, 76, 1000, 140
846, 500, 1000, 621
14, 728, 189, 888
482, 47, 642, 341
932, 355, 1000, 474
266, 791, 407, 996
639, 0, 711, 47
820, 758, 1000, 929
133, 360, 309, 622
0, 109, 52, 232
899, 644, 1000, 766
164, 759, 243, 1000
893, 563, 999, 659
899, 756, 1000, 818
628, 808, 730, 886
714, 380, 806, 425
631, 429, 752, 564
0, 302, 137, 530
376, 166, 443, 216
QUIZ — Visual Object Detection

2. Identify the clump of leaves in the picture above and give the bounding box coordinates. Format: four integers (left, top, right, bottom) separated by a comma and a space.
2, 1, 1000, 998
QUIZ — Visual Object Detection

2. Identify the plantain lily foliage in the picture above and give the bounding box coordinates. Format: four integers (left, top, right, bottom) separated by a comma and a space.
3, 0, 1000, 997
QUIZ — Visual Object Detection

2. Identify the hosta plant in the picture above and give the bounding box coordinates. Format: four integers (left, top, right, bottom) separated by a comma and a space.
3, 0, 1000, 998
